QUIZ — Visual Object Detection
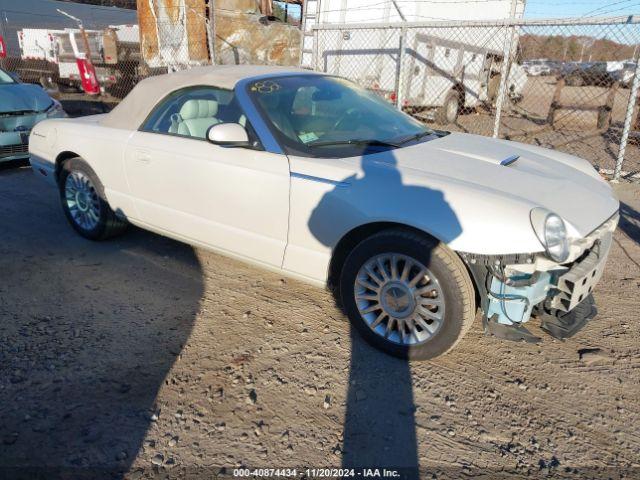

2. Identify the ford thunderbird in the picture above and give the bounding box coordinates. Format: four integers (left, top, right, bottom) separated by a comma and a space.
29, 65, 619, 359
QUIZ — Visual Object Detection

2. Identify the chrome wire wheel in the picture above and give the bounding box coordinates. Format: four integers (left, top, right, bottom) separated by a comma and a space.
354, 253, 445, 346
64, 171, 101, 231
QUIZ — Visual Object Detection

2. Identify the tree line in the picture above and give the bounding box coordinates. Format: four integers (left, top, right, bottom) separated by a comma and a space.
519, 34, 637, 62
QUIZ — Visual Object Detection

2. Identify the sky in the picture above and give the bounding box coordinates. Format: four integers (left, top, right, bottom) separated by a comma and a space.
524, 0, 640, 19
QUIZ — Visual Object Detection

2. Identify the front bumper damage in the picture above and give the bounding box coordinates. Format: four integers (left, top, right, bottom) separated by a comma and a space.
460, 213, 618, 342
1, 131, 30, 162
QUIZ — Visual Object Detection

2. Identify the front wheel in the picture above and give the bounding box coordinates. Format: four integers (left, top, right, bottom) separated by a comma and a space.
59, 158, 128, 240
339, 229, 476, 360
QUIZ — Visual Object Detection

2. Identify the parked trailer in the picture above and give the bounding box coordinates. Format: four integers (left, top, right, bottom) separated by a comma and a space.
16, 25, 140, 95
403, 31, 527, 121
15, 28, 63, 85
0, 0, 136, 86
304, 0, 526, 120
17, 27, 102, 89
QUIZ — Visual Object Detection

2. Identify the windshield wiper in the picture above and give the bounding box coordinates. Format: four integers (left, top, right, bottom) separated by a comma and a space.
396, 130, 434, 145
307, 138, 399, 148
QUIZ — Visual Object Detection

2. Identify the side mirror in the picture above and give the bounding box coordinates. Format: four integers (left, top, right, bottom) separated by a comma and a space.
206, 123, 250, 147
9, 72, 20, 83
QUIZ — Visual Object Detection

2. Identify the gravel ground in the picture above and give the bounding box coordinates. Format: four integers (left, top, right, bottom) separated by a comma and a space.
1, 165, 639, 479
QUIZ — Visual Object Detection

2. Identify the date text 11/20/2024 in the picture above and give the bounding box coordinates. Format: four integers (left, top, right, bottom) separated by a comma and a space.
233, 468, 402, 477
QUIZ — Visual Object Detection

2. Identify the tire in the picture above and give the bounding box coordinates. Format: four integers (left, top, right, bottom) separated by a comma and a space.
339, 229, 476, 360
566, 75, 583, 87
58, 157, 128, 240
487, 74, 501, 103
435, 90, 460, 124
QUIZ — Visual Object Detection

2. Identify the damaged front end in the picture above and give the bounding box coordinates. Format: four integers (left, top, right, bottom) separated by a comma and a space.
460, 213, 618, 343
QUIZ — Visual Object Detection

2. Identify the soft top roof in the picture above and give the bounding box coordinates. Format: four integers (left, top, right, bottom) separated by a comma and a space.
101, 65, 314, 130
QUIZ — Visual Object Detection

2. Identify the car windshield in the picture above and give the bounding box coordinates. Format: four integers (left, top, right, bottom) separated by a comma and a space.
0, 69, 16, 85
247, 75, 435, 157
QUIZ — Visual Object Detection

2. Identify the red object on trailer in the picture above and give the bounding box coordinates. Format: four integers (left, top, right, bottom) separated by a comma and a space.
76, 57, 100, 95
0, 35, 7, 59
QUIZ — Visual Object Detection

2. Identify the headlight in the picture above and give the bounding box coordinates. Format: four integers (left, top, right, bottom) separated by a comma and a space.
544, 214, 569, 262
530, 208, 569, 263
46, 100, 67, 118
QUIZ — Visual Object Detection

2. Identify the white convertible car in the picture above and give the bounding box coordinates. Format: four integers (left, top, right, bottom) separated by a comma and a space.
29, 65, 619, 359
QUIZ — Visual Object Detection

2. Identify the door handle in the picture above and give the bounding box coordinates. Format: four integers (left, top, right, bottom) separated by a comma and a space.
135, 151, 151, 164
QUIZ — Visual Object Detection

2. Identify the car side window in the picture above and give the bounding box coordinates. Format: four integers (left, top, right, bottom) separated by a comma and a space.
141, 86, 257, 143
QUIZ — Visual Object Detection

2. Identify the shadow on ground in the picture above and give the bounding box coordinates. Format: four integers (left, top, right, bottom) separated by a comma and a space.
619, 201, 640, 245
340, 330, 419, 477
0, 167, 203, 479
307, 144, 461, 479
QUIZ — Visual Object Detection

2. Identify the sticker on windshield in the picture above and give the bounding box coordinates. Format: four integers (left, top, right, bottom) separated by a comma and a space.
250, 80, 281, 94
298, 131, 319, 144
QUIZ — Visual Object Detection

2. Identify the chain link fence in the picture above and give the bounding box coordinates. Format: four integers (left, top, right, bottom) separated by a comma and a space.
313, 16, 640, 181
0, 3, 301, 108
0, 6, 213, 109
2, 8, 640, 180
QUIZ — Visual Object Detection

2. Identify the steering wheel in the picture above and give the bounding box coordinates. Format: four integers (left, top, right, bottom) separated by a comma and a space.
332, 108, 363, 131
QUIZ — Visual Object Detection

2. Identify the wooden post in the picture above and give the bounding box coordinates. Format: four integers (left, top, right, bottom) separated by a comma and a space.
80, 27, 92, 65
547, 77, 565, 127
597, 81, 618, 130
633, 94, 640, 133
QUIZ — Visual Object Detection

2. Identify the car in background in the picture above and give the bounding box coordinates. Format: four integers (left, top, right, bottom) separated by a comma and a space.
522, 59, 552, 76
562, 62, 618, 87
612, 61, 637, 87
0, 68, 66, 163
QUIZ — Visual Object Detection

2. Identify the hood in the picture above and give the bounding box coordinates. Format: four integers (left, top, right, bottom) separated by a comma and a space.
0, 83, 53, 114
378, 132, 618, 237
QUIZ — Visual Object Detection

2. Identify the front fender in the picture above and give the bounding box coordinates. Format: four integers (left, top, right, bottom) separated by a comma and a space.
284, 155, 544, 284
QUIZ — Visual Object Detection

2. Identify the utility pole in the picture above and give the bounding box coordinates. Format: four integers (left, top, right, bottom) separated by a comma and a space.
57, 9, 93, 67
57, 8, 100, 95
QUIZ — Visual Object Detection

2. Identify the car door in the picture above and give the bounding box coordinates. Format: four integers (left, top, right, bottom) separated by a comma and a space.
123, 85, 290, 268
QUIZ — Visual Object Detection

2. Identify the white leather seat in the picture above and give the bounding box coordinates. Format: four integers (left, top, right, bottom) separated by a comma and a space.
169, 99, 220, 138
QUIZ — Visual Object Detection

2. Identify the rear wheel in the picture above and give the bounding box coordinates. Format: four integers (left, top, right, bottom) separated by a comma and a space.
339, 229, 476, 360
566, 75, 584, 87
436, 90, 460, 124
59, 158, 128, 240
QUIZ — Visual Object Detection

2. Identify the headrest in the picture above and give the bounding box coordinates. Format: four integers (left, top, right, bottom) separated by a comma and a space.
180, 99, 218, 120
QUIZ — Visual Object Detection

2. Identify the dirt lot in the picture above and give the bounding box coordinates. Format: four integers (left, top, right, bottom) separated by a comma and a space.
1, 165, 639, 479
